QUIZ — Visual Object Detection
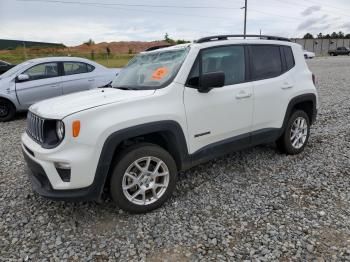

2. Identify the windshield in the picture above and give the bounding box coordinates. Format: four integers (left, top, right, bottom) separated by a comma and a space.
0, 61, 33, 79
112, 47, 189, 90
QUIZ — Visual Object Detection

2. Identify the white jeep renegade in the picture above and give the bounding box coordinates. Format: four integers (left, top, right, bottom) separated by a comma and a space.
22, 35, 318, 213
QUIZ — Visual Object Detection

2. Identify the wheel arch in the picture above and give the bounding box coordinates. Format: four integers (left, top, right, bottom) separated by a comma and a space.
281, 93, 317, 134
90, 120, 190, 199
0, 95, 18, 111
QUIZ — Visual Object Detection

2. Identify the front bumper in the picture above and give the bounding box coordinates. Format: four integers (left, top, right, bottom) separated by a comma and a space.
21, 132, 104, 201
22, 148, 98, 201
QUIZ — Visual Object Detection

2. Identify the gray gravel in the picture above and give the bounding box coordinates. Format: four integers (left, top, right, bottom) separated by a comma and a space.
1, 56, 350, 261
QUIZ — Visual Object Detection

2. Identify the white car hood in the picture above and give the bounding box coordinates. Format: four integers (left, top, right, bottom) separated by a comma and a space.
30, 88, 155, 119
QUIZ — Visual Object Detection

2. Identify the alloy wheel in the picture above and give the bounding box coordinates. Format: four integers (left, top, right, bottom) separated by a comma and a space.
122, 156, 170, 205
290, 117, 308, 149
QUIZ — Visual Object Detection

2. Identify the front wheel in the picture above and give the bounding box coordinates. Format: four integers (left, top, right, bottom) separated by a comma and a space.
276, 110, 310, 155
110, 143, 177, 213
0, 99, 16, 122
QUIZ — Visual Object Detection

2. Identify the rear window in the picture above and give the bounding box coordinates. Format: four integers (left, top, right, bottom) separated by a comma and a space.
250, 45, 282, 80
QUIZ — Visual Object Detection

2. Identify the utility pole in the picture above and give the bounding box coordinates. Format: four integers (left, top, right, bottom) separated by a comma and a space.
242, 0, 247, 38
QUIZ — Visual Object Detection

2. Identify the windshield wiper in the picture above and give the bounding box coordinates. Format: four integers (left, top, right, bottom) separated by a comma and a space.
114, 86, 137, 90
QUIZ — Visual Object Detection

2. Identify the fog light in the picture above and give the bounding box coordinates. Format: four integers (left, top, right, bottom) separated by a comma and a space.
55, 162, 71, 182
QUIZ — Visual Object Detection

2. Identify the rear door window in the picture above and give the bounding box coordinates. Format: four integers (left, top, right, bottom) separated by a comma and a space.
250, 45, 282, 80
63, 62, 92, 75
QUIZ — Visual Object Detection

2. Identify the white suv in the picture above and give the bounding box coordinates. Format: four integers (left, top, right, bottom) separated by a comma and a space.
21, 35, 318, 213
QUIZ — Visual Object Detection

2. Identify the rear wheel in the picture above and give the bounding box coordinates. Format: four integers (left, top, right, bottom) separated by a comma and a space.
109, 143, 177, 213
0, 99, 16, 122
276, 110, 310, 155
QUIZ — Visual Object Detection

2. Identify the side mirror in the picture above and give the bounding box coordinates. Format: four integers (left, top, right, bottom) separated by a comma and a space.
198, 72, 225, 93
17, 74, 30, 82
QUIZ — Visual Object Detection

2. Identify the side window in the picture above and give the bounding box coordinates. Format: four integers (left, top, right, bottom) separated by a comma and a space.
250, 45, 282, 80
187, 45, 245, 87
23, 62, 58, 81
0, 61, 6, 66
63, 62, 90, 75
283, 46, 295, 71
87, 64, 95, 72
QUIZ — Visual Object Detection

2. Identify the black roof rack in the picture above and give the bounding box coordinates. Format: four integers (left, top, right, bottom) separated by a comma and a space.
195, 34, 291, 43
145, 45, 173, 51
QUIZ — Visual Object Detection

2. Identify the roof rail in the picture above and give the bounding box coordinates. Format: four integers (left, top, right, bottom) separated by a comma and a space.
145, 45, 173, 51
195, 35, 291, 43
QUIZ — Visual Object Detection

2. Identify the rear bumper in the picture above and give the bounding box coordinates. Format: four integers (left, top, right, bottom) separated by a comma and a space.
22, 147, 101, 201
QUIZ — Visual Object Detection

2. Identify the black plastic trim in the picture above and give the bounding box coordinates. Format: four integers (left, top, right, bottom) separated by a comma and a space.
280, 93, 317, 134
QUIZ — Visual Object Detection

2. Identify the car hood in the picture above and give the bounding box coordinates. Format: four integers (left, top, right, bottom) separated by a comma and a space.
30, 88, 155, 119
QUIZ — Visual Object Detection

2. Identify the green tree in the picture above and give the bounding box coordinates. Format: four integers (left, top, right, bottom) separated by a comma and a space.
331, 32, 338, 39
317, 33, 323, 39
303, 33, 314, 39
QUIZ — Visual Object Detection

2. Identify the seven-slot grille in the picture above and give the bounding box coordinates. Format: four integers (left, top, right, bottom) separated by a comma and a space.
27, 111, 45, 143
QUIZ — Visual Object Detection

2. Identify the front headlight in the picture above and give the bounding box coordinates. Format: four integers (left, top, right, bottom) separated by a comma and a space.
56, 121, 65, 141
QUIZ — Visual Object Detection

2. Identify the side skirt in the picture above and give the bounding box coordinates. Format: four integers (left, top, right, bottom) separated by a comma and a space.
187, 128, 280, 169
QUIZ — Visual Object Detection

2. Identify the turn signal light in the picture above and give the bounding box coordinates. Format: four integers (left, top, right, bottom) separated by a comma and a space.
72, 120, 81, 138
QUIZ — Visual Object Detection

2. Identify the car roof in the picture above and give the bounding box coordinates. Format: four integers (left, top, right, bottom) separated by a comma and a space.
144, 38, 299, 54
191, 38, 298, 49
25, 56, 98, 64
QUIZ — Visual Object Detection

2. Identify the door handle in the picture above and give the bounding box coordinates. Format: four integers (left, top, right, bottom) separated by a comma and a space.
236, 92, 252, 99
281, 82, 294, 89
88, 79, 95, 82
50, 84, 59, 88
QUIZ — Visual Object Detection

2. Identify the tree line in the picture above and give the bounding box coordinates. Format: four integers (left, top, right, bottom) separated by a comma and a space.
303, 32, 350, 39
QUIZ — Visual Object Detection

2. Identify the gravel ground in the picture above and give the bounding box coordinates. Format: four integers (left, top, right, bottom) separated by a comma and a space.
1, 57, 350, 261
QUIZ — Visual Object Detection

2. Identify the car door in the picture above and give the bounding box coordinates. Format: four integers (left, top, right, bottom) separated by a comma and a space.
184, 45, 254, 153
61, 62, 95, 94
249, 45, 295, 137
15, 62, 62, 107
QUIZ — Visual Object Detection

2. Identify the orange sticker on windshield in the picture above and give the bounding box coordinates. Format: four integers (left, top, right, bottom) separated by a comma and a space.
151, 67, 168, 80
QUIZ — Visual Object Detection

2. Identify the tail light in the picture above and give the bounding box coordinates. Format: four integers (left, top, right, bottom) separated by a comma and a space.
312, 73, 316, 85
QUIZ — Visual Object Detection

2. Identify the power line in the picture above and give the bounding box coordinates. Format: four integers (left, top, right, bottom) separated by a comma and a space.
18, 0, 242, 10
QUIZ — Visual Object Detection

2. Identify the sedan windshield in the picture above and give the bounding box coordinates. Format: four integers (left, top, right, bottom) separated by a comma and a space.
112, 47, 189, 90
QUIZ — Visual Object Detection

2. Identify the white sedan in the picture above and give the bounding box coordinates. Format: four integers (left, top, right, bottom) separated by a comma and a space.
0, 57, 119, 121
303, 50, 315, 59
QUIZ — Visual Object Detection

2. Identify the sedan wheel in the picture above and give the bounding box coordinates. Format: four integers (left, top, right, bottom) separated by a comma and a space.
0, 99, 16, 122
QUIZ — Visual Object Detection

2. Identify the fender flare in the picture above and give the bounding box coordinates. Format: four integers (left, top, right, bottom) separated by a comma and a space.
281, 93, 317, 134
88, 120, 189, 200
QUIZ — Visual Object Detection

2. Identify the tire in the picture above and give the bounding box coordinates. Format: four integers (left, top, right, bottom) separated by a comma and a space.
109, 143, 177, 213
276, 110, 310, 155
304, 54, 308, 59
329, 53, 334, 56
0, 98, 16, 122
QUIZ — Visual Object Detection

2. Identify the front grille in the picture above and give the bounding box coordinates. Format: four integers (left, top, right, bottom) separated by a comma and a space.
27, 111, 45, 143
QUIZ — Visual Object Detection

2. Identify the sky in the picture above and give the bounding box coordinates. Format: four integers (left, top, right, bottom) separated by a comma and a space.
0, 0, 350, 46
